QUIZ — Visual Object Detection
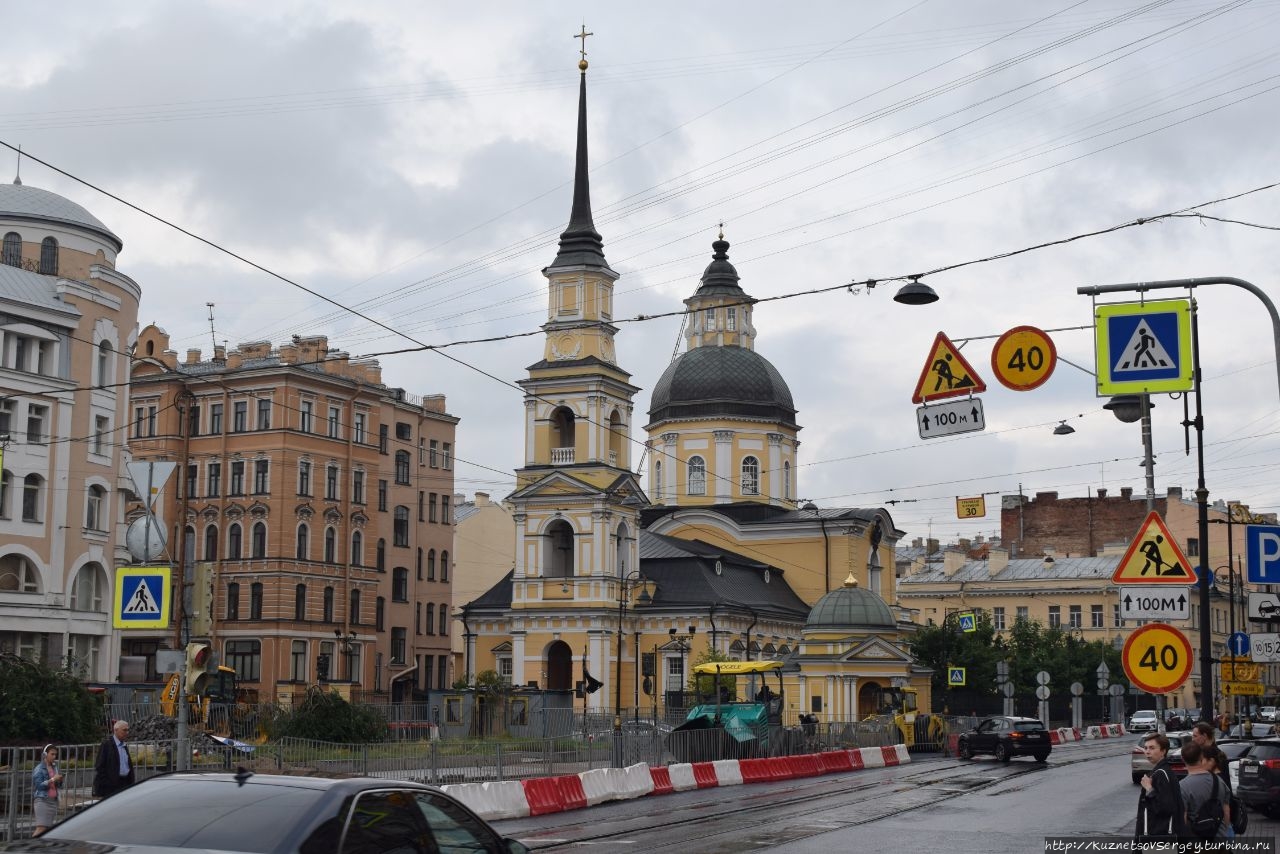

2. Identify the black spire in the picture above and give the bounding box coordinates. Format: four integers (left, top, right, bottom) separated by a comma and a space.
548, 69, 608, 271
694, 233, 750, 299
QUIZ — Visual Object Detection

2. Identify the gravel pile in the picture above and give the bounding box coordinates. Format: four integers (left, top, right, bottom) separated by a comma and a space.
129, 715, 231, 751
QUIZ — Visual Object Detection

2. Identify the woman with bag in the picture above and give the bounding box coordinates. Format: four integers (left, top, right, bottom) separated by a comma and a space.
31, 744, 63, 837
1134, 734, 1184, 843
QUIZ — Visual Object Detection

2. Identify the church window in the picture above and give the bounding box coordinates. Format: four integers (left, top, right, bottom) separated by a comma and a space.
783, 461, 792, 500
652, 460, 662, 499
39, 237, 58, 275
704, 308, 715, 331
687, 456, 706, 496
727, 307, 736, 331
550, 407, 575, 463
2, 232, 20, 267
545, 519, 574, 579
741, 456, 760, 496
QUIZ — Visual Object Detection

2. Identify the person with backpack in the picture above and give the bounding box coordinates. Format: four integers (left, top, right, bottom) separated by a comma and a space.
1191, 720, 1248, 836
1179, 741, 1230, 844
1135, 734, 1184, 843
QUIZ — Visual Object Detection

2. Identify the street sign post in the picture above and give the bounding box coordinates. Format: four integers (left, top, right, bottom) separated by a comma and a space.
948, 667, 966, 686
1093, 299, 1193, 396
1251, 632, 1280, 662
911, 332, 987, 403
113, 566, 172, 630
1122, 623, 1193, 694
991, 325, 1057, 391
1118, 586, 1191, 621
1248, 592, 1280, 621
917, 397, 985, 439
1227, 632, 1250, 657
957, 612, 976, 633
1246, 524, 1280, 584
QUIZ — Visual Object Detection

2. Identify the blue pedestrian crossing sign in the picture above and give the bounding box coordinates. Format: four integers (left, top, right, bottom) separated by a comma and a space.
113, 566, 171, 629
1093, 299, 1193, 395
948, 667, 966, 686
957, 611, 976, 633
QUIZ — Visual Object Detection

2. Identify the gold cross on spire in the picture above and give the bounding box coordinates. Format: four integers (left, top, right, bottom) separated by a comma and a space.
574, 24, 593, 70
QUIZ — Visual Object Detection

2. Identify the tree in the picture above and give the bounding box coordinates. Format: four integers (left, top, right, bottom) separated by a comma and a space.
0, 654, 103, 746
688, 648, 734, 702
266, 687, 387, 743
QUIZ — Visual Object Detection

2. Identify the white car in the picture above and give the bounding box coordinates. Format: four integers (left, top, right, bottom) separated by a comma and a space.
1129, 710, 1159, 732
1260, 706, 1277, 722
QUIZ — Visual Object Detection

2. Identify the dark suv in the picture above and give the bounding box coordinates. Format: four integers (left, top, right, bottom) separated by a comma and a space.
957, 715, 1052, 763
1236, 738, 1280, 817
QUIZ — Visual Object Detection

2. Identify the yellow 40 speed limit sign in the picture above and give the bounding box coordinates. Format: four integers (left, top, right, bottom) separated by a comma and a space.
1123, 623, 1193, 694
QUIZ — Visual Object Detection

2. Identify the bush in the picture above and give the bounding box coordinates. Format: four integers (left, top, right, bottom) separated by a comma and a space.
0, 653, 103, 746
266, 688, 387, 743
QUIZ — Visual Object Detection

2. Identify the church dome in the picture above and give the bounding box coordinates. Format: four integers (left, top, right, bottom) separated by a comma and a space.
0, 183, 122, 251
648, 345, 796, 426
805, 578, 897, 629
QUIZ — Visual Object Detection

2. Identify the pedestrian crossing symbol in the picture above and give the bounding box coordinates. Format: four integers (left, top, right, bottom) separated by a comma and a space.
911, 331, 987, 404
948, 667, 966, 686
1094, 299, 1192, 395
957, 612, 976, 633
113, 566, 172, 629
1111, 511, 1196, 585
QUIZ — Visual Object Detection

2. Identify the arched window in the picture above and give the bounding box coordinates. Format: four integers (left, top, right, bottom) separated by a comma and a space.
204, 524, 218, 560
39, 237, 58, 275
653, 460, 662, 500
687, 456, 706, 496
96, 341, 112, 386
86, 484, 107, 530
783, 461, 792, 500
438, 603, 448, 636
294, 583, 307, 620
351, 530, 363, 565
0, 554, 40, 593
251, 521, 267, 558
427, 548, 436, 581
545, 520, 574, 579
226, 582, 240, 620
394, 506, 409, 546
322, 586, 334, 622
741, 456, 760, 496
440, 550, 449, 582
350, 588, 361, 624
607, 408, 624, 464
227, 523, 243, 560
376, 538, 386, 571
185, 525, 196, 565
296, 524, 309, 560
394, 451, 410, 484
550, 407, 575, 463
424, 603, 435, 634
71, 563, 106, 611
249, 582, 263, 619
22, 474, 44, 522
324, 526, 336, 563
2, 232, 20, 267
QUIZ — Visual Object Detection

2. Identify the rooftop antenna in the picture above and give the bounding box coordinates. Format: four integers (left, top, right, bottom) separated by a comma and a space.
206, 303, 217, 353
13, 145, 22, 185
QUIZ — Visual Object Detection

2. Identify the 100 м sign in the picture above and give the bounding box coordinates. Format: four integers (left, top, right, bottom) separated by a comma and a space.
1118, 586, 1190, 621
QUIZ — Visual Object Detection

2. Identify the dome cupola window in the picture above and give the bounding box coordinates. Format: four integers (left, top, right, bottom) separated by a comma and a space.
741, 456, 760, 496
687, 456, 706, 495
39, 237, 57, 275
2, 232, 19, 267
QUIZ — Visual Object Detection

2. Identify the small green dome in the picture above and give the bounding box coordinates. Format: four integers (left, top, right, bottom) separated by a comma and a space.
805, 576, 896, 629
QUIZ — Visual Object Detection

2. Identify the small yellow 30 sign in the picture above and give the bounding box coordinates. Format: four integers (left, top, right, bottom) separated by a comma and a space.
956, 496, 986, 518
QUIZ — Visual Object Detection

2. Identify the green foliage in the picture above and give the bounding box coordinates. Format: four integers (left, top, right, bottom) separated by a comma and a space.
689, 648, 734, 697
266, 688, 387, 743
0, 654, 103, 746
474, 669, 512, 697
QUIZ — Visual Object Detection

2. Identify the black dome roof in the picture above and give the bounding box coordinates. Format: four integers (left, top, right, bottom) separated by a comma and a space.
648, 345, 796, 426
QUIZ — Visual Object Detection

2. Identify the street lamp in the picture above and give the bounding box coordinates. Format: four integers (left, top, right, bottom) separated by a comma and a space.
334, 629, 357, 681
1080, 276, 1280, 726
614, 570, 651, 767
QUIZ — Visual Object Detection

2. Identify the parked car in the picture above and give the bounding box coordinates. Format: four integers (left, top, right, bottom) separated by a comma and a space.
957, 715, 1051, 763
1236, 738, 1280, 817
1131, 731, 1191, 784
1260, 706, 1277, 722
6, 771, 530, 854
1129, 710, 1159, 732
1168, 738, 1255, 780
1229, 722, 1276, 739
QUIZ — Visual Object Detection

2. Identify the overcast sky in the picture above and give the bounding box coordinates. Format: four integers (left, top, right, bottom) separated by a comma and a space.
7, 1, 1280, 551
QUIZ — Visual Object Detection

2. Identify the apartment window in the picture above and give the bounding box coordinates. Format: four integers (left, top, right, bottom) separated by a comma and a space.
250, 582, 263, 620
0, 555, 39, 592
687, 456, 706, 495
1048, 605, 1061, 628
375, 596, 385, 631
1091, 604, 1104, 628
251, 522, 266, 559
418, 438, 426, 466
727, 307, 737, 331
391, 628, 406, 664
88, 415, 108, 456
322, 586, 334, 622
0, 398, 12, 437
429, 439, 439, 468
204, 525, 218, 560
209, 403, 223, 434
441, 495, 450, 525
185, 464, 198, 498
1186, 538, 1200, 557
353, 470, 365, 504
229, 460, 245, 495
224, 639, 260, 682
253, 459, 269, 494
416, 548, 423, 580
39, 236, 58, 275
324, 527, 336, 563
442, 442, 452, 470
186, 403, 200, 437
394, 506, 409, 547
378, 424, 388, 454
27, 404, 47, 444
257, 398, 271, 430
741, 456, 759, 496
393, 567, 408, 602
351, 531, 363, 566
376, 539, 386, 571
296, 524, 309, 560
378, 480, 387, 511
395, 451, 410, 485
71, 564, 105, 611
438, 604, 447, 636
396, 422, 412, 441
298, 460, 311, 496
328, 406, 340, 439
300, 401, 313, 433
437, 655, 447, 691
295, 584, 307, 620
427, 549, 436, 581
228, 523, 243, 560
0, 470, 9, 518
417, 491, 425, 522
424, 604, 434, 635
325, 464, 339, 501
428, 493, 438, 523
349, 588, 361, 625
85, 485, 106, 531
21, 474, 44, 522
415, 603, 422, 635
354, 412, 366, 444
440, 550, 449, 582
1016, 606, 1029, 623
992, 606, 1006, 631
227, 582, 240, 620
1113, 604, 1123, 628
232, 401, 247, 432
1068, 604, 1082, 629
207, 462, 221, 497
291, 640, 307, 681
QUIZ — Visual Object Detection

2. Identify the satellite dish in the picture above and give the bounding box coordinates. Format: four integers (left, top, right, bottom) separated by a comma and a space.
126, 517, 168, 562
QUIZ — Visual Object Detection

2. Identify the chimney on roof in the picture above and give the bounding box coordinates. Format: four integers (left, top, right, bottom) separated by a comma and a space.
212, 345, 226, 364
942, 549, 966, 577
185, 349, 201, 365
988, 547, 1009, 576
1097, 488, 1107, 498
475, 491, 490, 506
422, 394, 447, 414
1120, 487, 1133, 499
926, 538, 940, 555
1167, 486, 1183, 499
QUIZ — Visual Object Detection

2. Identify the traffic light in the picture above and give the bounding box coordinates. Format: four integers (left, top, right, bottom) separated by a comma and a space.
189, 562, 215, 636
185, 642, 211, 694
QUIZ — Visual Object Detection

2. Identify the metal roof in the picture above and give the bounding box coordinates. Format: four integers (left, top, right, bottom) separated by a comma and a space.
0, 264, 80, 316
898, 555, 1119, 585
0, 183, 122, 250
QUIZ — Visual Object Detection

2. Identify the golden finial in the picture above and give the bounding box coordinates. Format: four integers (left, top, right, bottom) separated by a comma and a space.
574, 24, 592, 71
843, 572, 858, 588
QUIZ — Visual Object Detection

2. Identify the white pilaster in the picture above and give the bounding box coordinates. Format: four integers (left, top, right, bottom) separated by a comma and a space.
714, 430, 734, 501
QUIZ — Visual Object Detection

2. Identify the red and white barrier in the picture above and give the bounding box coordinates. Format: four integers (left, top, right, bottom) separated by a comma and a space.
1084, 723, 1127, 739
444, 744, 912, 822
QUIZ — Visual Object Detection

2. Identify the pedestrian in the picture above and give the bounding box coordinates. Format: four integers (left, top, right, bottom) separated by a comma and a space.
1191, 722, 1231, 791
1180, 741, 1230, 843
1134, 733, 1184, 843
92, 720, 134, 800
31, 744, 62, 837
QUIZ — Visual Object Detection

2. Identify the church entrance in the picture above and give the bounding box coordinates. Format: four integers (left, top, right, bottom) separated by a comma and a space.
859, 681, 887, 716
547, 641, 573, 691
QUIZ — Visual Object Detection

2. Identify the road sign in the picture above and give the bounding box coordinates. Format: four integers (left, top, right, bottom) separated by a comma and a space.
991, 325, 1057, 391
1118, 586, 1191, 621
1110, 511, 1195, 585
1036, 670, 1051, 685
113, 566, 172, 630
1248, 592, 1280, 621
957, 612, 976, 633
1002, 682, 1015, 698
126, 461, 177, 507
1035, 685, 1050, 700
917, 397, 985, 439
948, 667, 966, 686
911, 332, 987, 404
1221, 657, 1261, 682
1093, 299, 1193, 395
1228, 632, 1251, 657
1246, 524, 1280, 584
1123, 623, 1193, 694
1070, 681, 1083, 696
956, 496, 986, 519
1251, 633, 1280, 662
1223, 682, 1265, 697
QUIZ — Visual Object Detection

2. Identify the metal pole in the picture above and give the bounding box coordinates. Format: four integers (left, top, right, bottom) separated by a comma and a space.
1140, 393, 1167, 733
613, 586, 624, 768
176, 656, 189, 771
1191, 299, 1215, 725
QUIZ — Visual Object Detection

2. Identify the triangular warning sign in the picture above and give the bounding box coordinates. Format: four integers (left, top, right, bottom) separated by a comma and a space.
911, 332, 987, 404
124, 579, 161, 614
1111, 511, 1196, 585
1114, 320, 1176, 373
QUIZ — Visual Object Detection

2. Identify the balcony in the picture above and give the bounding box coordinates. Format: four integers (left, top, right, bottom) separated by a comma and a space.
551, 447, 575, 465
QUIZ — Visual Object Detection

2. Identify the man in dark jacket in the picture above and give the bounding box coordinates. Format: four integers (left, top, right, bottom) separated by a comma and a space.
1135, 733, 1184, 842
92, 720, 135, 799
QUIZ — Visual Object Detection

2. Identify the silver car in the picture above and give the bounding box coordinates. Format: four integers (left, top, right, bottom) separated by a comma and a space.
1130, 731, 1190, 784
1129, 710, 1159, 732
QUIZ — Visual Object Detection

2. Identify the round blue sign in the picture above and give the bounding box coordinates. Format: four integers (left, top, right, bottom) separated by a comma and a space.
1227, 631, 1250, 657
